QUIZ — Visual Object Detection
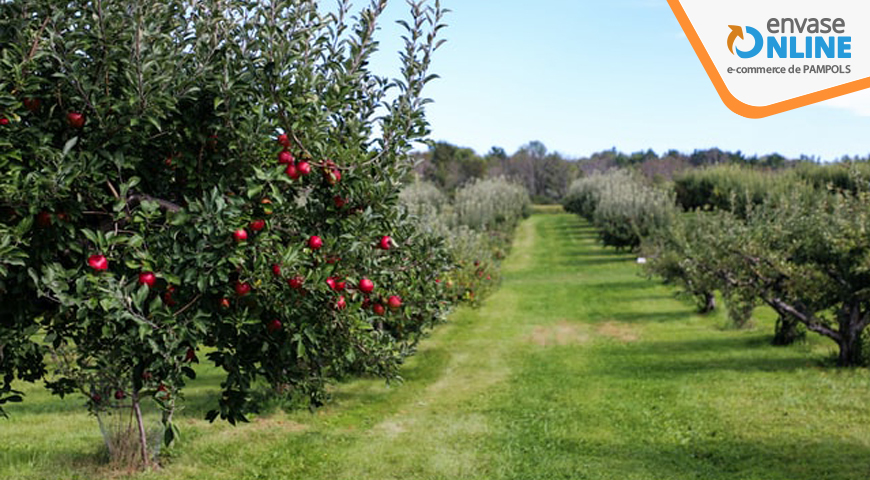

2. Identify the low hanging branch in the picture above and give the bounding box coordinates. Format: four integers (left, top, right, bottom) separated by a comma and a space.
127, 194, 182, 213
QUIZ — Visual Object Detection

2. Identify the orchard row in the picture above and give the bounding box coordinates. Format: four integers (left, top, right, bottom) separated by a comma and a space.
563, 164, 870, 366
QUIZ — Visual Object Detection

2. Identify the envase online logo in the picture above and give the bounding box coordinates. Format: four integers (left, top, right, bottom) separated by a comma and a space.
668, 1, 870, 118
727, 26, 763, 58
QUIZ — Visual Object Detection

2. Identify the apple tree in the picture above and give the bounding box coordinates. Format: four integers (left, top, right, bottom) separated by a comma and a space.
0, 0, 448, 464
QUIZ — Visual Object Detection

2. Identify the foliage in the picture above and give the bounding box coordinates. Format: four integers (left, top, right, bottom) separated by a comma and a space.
563, 170, 676, 249
416, 141, 486, 192
577, 147, 793, 180
792, 161, 870, 194
7, 213, 870, 480
0, 0, 449, 463
645, 180, 870, 365
673, 165, 792, 217
400, 177, 529, 305
413, 140, 576, 203
453, 177, 531, 232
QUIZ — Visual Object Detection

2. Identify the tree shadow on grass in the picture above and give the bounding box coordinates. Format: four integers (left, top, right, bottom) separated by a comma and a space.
581, 280, 660, 293
0, 442, 108, 478
559, 256, 636, 268
597, 336, 818, 378
603, 310, 697, 324
507, 435, 870, 480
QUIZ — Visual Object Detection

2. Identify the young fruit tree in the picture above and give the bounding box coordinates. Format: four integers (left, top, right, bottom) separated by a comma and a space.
0, 0, 448, 466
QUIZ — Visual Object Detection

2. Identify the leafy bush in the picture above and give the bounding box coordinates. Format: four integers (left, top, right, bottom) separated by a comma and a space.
454, 177, 531, 231
673, 165, 791, 217
564, 170, 676, 249
792, 162, 870, 194
400, 177, 529, 306
0, 0, 448, 465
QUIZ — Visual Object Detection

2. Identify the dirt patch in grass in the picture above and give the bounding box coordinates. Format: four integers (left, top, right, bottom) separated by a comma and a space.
251, 417, 308, 432
529, 321, 591, 346
596, 321, 639, 343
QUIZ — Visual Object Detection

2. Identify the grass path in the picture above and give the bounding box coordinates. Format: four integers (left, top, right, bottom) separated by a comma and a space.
4, 212, 870, 479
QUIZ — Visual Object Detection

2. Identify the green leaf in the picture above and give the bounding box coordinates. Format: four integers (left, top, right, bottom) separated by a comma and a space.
62, 137, 79, 157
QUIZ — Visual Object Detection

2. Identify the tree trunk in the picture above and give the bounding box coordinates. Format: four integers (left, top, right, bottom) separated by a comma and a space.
836, 305, 866, 367
836, 327, 864, 367
699, 292, 716, 314
772, 315, 804, 346
132, 392, 150, 467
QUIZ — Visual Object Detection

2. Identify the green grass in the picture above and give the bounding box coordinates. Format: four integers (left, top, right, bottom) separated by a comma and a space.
3, 212, 870, 479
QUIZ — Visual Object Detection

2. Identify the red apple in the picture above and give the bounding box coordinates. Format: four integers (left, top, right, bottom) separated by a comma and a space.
267, 319, 282, 333
23, 97, 40, 112
379, 236, 393, 250
250, 219, 266, 232
114, 390, 125, 400
67, 112, 85, 129
288, 275, 304, 289
387, 295, 402, 310
92, 393, 102, 403
372, 303, 386, 316
272, 264, 282, 276
286, 163, 300, 180
308, 235, 323, 250
358, 278, 374, 294
233, 228, 248, 242
157, 384, 168, 393
0, 118, 8, 126
87, 254, 108, 271
278, 150, 294, 164
335, 296, 347, 311
333, 196, 347, 208
220, 298, 231, 308
335, 280, 346, 291
235, 281, 252, 297
36, 211, 52, 227
297, 161, 311, 176
324, 168, 341, 185
138, 271, 157, 288
277, 133, 290, 148
326, 277, 337, 290
185, 348, 196, 362
163, 285, 177, 306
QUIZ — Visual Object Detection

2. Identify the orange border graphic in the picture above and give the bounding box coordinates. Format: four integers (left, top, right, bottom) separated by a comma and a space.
668, 0, 870, 118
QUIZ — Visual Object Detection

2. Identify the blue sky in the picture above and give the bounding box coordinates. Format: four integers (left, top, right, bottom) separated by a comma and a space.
368, 0, 870, 160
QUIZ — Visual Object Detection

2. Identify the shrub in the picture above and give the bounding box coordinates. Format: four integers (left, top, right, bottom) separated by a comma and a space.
453, 177, 531, 232
673, 165, 791, 217
400, 177, 529, 306
792, 162, 870, 194
564, 170, 676, 250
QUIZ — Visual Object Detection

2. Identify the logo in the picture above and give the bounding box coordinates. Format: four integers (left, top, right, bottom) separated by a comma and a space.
666, 0, 870, 119
727, 26, 763, 58
727, 20, 851, 60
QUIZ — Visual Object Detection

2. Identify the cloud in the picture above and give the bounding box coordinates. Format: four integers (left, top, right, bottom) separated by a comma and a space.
822, 89, 870, 116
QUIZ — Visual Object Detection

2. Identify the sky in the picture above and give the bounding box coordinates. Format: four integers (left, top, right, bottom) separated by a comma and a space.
365, 0, 870, 161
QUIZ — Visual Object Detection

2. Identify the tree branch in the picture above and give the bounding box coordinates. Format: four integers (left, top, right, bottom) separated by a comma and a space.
127, 194, 182, 213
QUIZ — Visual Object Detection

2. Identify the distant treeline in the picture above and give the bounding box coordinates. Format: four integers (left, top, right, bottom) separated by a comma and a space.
411, 141, 866, 204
